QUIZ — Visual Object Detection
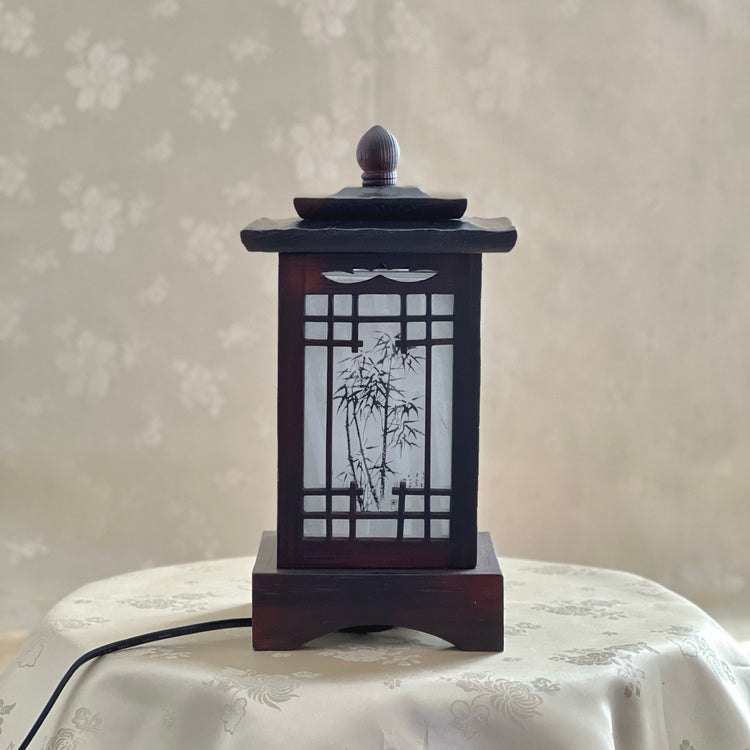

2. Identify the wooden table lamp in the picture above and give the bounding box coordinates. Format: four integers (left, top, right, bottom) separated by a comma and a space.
241, 125, 517, 651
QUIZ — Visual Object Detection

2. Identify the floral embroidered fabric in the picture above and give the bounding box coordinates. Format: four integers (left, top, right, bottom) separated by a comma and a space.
0, 557, 748, 749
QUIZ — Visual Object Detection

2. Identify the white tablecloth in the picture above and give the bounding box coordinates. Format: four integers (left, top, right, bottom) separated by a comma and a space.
1, 557, 749, 749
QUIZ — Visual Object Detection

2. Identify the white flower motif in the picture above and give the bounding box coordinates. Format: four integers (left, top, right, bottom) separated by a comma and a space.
214, 468, 253, 491
150, 0, 179, 18
50, 618, 92, 631
0, 297, 26, 343
168, 506, 221, 557
138, 274, 169, 305
184, 74, 238, 131
0, 2, 39, 57
128, 194, 151, 225
67, 37, 130, 112
422, 109, 472, 137
173, 360, 226, 416
4, 536, 49, 566
350, 59, 376, 88
673, 557, 746, 597
13, 394, 50, 416
65, 31, 155, 115
54, 317, 76, 340
134, 416, 163, 448
556, 0, 581, 18
679, 0, 750, 40
218, 324, 258, 349
288, 111, 351, 183
121, 340, 142, 368
25, 103, 65, 131
222, 696, 246, 734
60, 181, 124, 254
229, 34, 271, 63
0, 153, 32, 200
277, 0, 356, 45
317, 645, 421, 665
20, 248, 60, 273
385, 1, 433, 54
17, 637, 44, 667
144, 130, 174, 162
132, 645, 190, 659
180, 217, 233, 274
223, 178, 263, 207
265, 125, 285, 153
63, 28, 88, 55
71, 707, 101, 732
319, 646, 387, 662
133, 49, 157, 83
467, 38, 529, 114
58, 172, 84, 199
0, 698, 17, 734
55, 326, 121, 397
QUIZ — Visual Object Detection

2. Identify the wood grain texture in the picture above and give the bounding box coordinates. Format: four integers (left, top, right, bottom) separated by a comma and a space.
240, 217, 517, 254
276, 253, 481, 570
252, 531, 504, 651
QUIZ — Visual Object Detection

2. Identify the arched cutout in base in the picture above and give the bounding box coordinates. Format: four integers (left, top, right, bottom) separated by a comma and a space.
251, 531, 504, 652
338, 624, 393, 634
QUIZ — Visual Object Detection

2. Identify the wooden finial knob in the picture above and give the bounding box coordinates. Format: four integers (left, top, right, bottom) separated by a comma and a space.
356, 125, 399, 187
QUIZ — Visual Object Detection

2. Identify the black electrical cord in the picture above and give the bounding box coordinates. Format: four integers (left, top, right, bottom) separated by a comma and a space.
17, 616, 253, 750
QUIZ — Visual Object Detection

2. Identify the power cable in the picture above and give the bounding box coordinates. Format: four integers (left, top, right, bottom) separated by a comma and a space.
17, 616, 254, 750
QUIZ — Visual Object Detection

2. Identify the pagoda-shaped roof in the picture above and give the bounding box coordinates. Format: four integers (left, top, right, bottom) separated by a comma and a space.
241, 125, 517, 255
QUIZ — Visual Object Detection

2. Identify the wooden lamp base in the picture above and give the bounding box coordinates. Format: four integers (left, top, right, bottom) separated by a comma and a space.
251, 531, 504, 651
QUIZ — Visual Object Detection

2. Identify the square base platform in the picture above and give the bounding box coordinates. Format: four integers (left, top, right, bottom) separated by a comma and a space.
251, 531, 503, 651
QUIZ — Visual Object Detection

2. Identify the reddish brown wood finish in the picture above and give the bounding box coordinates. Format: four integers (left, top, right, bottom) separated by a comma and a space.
241, 216, 517, 254
277, 253, 482, 570
252, 530, 504, 651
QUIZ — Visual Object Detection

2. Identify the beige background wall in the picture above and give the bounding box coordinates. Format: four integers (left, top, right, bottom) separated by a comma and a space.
1, 0, 748, 631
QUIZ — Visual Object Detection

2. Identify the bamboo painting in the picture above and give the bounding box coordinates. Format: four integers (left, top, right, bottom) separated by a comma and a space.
333, 330, 424, 511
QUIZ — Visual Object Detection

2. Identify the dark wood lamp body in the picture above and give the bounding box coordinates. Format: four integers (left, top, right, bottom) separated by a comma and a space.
252, 530, 503, 651
241, 126, 517, 651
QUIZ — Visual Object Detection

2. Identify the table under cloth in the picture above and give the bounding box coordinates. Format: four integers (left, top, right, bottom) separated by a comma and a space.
1, 557, 749, 750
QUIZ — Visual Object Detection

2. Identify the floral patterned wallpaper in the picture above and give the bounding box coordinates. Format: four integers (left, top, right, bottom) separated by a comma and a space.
2, 0, 749, 630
